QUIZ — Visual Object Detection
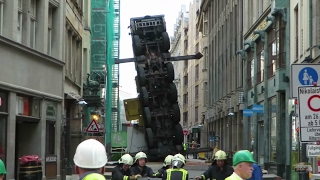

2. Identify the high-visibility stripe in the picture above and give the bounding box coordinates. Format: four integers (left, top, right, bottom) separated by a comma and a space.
166, 169, 188, 180
123, 175, 128, 180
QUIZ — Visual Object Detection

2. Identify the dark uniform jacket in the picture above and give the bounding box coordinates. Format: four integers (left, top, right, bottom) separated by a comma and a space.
112, 164, 132, 180
154, 167, 167, 178
130, 164, 155, 177
200, 164, 233, 180
162, 168, 188, 180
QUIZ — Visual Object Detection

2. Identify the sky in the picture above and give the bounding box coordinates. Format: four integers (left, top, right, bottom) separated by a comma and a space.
118, 0, 191, 97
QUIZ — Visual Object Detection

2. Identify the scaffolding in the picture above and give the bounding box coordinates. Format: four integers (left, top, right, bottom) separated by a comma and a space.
91, 0, 120, 146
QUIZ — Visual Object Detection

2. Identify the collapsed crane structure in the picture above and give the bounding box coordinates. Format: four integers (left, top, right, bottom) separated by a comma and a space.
120, 15, 206, 160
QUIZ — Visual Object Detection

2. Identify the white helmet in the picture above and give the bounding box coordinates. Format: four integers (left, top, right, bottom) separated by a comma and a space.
119, 154, 134, 165
163, 155, 174, 166
173, 153, 186, 164
73, 139, 108, 169
135, 152, 147, 162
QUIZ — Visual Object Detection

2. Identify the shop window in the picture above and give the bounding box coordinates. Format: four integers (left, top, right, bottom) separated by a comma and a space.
16, 95, 40, 117
0, 91, 8, 113
0, 116, 6, 165
256, 42, 264, 84
247, 52, 254, 89
268, 96, 277, 161
46, 122, 55, 154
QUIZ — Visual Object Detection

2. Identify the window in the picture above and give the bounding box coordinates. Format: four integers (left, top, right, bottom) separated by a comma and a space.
184, 60, 188, 68
183, 75, 188, 86
183, 112, 188, 126
294, 7, 299, 60
204, 47, 208, 69
268, 96, 277, 161
195, 106, 198, 122
30, 0, 37, 48
256, 42, 264, 83
195, 64, 199, 81
17, 0, 23, 43
0, 91, 7, 112
195, 43, 199, 53
183, 94, 188, 105
46, 123, 55, 154
267, 29, 277, 78
0, 116, 6, 164
204, 82, 208, 106
0, 0, 3, 35
184, 40, 188, 50
195, 85, 199, 101
48, 7, 53, 55
247, 52, 254, 88
203, 12, 208, 35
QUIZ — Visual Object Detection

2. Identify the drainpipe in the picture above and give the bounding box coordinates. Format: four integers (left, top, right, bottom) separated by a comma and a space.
236, 49, 248, 149
309, 0, 313, 59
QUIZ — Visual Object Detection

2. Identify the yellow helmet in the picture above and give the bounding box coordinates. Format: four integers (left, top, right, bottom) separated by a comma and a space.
214, 150, 227, 160
163, 155, 174, 166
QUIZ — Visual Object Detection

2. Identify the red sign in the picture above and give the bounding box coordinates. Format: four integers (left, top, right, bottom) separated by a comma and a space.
307, 95, 320, 112
183, 130, 189, 135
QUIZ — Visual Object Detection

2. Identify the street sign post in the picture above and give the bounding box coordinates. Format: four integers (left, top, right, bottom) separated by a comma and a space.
291, 64, 320, 98
306, 144, 320, 157
297, 86, 320, 142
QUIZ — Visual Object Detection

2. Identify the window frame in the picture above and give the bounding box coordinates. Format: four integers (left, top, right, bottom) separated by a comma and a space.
195, 106, 198, 122
247, 52, 254, 89
17, 2, 23, 43
195, 85, 199, 101
30, 0, 37, 48
256, 41, 264, 84
48, 7, 53, 55
0, 0, 3, 35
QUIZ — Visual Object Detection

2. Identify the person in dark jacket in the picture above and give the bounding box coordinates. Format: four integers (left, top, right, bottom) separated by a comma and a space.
195, 150, 233, 180
163, 154, 188, 180
130, 152, 156, 177
112, 154, 141, 180
154, 155, 173, 177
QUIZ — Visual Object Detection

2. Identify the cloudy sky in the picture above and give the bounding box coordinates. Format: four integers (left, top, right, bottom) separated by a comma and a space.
118, 0, 191, 97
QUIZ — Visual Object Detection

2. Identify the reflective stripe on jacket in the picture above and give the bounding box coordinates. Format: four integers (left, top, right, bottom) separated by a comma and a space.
163, 168, 188, 180
82, 173, 106, 180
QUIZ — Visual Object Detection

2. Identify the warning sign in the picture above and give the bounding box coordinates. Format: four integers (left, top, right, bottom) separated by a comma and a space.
85, 120, 100, 133
298, 86, 320, 142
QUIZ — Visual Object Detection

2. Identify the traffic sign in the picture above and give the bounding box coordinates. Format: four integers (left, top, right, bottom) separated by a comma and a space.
209, 136, 214, 142
85, 120, 100, 133
306, 144, 320, 157
183, 130, 189, 135
297, 86, 320, 142
291, 64, 320, 98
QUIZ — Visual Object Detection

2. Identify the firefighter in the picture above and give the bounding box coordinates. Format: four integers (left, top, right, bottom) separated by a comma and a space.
195, 150, 233, 180
225, 150, 255, 180
73, 139, 108, 180
183, 142, 188, 158
0, 159, 6, 180
130, 152, 155, 177
162, 154, 188, 180
154, 155, 174, 177
112, 154, 140, 180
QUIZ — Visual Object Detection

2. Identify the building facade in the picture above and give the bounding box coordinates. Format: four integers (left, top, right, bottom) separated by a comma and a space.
240, 0, 291, 178
170, 5, 189, 142
197, 0, 245, 156
63, 0, 91, 176
0, 0, 65, 179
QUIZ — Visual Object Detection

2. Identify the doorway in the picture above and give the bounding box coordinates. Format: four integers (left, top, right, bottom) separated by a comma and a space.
258, 121, 264, 165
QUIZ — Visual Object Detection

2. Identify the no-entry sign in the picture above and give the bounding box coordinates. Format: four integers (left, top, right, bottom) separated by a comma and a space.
298, 86, 320, 142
